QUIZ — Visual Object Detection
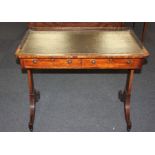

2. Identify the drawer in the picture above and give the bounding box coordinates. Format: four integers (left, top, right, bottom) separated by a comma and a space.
22, 58, 81, 69
82, 58, 142, 69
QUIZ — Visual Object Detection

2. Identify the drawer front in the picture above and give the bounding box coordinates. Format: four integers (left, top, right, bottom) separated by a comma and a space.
82, 59, 143, 69
22, 59, 81, 69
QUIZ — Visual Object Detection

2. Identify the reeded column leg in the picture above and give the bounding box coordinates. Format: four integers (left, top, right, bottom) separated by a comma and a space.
119, 70, 134, 131
27, 69, 40, 131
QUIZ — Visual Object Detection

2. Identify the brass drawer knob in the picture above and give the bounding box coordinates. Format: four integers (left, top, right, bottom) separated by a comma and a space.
127, 60, 132, 64
91, 60, 96, 64
67, 59, 72, 64
32, 59, 38, 64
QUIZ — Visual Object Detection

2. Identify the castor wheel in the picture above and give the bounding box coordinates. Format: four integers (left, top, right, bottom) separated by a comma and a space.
29, 124, 33, 132
118, 90, 125, 102
127, 127, 131, 132
127, 124, 132, 132
34, 89, 40, 102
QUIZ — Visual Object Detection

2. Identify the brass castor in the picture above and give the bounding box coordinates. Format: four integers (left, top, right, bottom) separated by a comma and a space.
127, 123, 132, 132
127, 127, 131, 132
29, 124, 33, 132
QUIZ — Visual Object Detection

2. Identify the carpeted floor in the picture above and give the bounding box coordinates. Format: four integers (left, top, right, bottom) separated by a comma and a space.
0, 22, 154, 132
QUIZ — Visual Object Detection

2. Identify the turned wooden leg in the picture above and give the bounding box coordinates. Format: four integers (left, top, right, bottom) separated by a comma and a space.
27, 69, 40, 131
119, 70, 134, 131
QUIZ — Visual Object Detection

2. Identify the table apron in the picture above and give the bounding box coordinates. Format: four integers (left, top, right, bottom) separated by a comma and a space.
20, 58, 144, 69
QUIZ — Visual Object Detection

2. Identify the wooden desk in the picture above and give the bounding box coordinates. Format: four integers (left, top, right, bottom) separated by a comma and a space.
15, 27, 149, 131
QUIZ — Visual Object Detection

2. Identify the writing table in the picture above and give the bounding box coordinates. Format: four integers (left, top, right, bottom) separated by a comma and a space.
15, 27, 149, 131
